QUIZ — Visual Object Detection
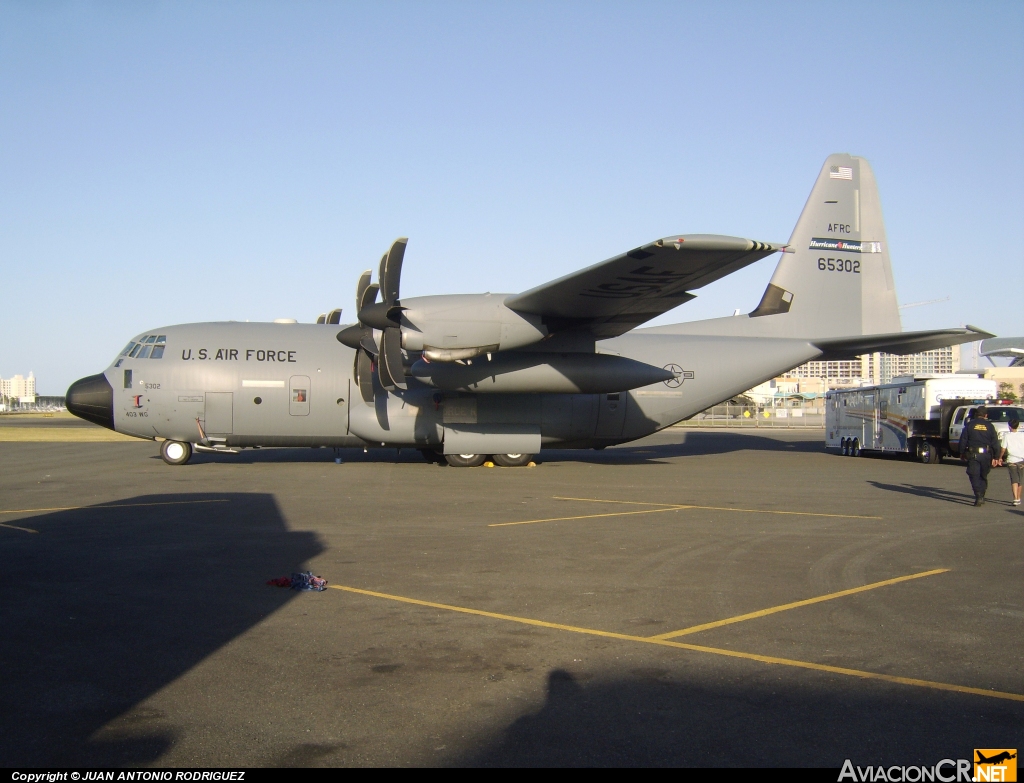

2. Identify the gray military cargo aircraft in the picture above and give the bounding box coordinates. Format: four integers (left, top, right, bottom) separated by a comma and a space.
67, 154, 991, 466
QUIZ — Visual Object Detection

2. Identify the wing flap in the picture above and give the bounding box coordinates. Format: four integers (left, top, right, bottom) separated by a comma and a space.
505, 235, 783, 338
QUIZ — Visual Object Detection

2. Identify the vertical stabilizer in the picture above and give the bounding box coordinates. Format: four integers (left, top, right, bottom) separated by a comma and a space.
653, 154, 902, 339
749, 154, 901, 336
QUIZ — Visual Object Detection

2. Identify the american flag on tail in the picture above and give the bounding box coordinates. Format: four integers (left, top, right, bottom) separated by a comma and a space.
829, 165, 853, 180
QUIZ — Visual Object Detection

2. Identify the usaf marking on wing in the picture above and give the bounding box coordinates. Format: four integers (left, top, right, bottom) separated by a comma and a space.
67, 154, 992, 467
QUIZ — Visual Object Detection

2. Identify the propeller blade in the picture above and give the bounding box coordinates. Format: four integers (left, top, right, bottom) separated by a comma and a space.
359, 282, 379, 313
379, 238, 407, 306
378, 327, 407, 390
360, 331, 379, 356
356, 349, 374, 402
355, 270, 373, 311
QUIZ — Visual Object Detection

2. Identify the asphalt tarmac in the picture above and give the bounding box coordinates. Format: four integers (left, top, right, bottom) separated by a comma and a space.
1, 427, 1021, 767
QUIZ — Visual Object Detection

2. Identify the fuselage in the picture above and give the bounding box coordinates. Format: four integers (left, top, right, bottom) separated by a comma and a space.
67, 321, 822, 451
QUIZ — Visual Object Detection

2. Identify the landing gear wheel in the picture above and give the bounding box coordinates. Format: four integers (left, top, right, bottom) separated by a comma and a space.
492, 453, 535, 467
419, 448, 446, 465
919, 442, 939, 464
851, 438, 861, 457
841, 438, 849, 456
443, 453, 487, 468
161, 440, 192, 466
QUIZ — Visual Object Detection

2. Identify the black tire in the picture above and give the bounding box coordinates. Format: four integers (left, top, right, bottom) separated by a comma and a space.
841, 438, 849, 456
161, 440, 192, 465
419, 448, 446, 465
919, 442, 939, 464
492, 453, 535, 467
444, 453, 487, 468
851, 438, 861, 457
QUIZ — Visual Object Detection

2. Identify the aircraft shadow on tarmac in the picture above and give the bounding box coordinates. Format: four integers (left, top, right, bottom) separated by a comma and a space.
151, 431, 823, 467
543, 431, 822, 464
457, 668, 1022, 767
0, 493, 323, 767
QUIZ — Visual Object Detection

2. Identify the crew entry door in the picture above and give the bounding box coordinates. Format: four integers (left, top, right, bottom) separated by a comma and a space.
289, 376, 310, 416
205, 393, 233, 435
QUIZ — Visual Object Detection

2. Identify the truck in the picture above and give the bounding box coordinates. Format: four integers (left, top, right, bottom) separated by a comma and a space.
825, 374, 1023, 463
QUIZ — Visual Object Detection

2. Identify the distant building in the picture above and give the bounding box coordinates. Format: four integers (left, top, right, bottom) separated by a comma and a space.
0, 372, 37, 405
745, 346, 962, 405
785, 345, 960, 387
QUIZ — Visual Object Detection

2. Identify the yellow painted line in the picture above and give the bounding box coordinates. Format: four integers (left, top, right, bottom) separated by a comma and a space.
553, 496, 882, 521
329, 583, 1024, 703
0, 499, 230, 516
686, 505, 881, 520
0, 522, 38, 533
488, 506, 691, 527
650, 569, 949, 640
554, 496, 683, 507
331, 584, 646, 640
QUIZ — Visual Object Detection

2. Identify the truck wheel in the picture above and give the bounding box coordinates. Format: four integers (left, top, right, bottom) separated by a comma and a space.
851, 438, 861, 457
841, 438, 849, 456
492, 453, 535, 467
919, 442, 939, 464
444, 453, 487, 468
161, 440, 192, 466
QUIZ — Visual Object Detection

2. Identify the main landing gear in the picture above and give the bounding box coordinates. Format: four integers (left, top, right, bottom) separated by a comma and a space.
420, 450, 537, 467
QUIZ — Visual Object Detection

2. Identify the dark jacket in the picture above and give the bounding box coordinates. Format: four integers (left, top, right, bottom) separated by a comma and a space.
959, 417, 1000, 459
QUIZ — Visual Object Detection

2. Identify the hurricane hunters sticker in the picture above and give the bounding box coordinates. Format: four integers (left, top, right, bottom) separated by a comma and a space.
809, 238, 882, 253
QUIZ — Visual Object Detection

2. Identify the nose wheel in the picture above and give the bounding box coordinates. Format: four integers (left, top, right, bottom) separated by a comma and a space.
160, 440, 193, 465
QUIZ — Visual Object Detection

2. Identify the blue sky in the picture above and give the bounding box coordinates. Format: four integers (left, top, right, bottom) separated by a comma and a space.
2, 1, 1022, 393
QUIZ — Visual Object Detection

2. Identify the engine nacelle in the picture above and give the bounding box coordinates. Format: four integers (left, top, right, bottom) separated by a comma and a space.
398, 294, 547, 361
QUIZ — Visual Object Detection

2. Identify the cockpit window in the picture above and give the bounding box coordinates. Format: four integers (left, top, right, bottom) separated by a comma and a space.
123, 335, 167, 360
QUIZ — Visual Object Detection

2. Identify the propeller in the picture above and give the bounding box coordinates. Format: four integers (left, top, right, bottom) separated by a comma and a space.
337, 238, 408, 399
359, 238, 407, 390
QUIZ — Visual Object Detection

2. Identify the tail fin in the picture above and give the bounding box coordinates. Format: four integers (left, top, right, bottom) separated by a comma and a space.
651, 154, 902, 340
749, 153, 901, 337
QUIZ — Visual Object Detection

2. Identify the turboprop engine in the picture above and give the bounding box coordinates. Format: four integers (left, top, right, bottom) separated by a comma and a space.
337, 239, 553, 396
389, 294, 548, 361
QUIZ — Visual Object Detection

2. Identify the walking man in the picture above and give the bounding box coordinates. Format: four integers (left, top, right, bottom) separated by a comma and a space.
999, 418, 1024, 506
958, 407, 1000, 506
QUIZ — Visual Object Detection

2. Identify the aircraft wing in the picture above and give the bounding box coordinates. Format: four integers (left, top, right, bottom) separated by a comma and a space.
504, 235, 785, 338
812, 325, 994, 360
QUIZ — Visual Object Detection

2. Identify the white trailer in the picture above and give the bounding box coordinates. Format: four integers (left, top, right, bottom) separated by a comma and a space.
825, 374, 1012, 463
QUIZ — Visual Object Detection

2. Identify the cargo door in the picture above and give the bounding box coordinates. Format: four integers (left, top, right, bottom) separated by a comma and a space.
205, 392, 233, 435
289, 376, 310, 416
595, 393, 627, 438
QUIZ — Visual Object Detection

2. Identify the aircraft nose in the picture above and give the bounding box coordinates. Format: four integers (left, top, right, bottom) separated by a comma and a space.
66, 373, 115, 430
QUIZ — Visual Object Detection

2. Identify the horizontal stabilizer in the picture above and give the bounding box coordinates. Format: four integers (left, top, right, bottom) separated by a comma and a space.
812, 325, 994, 361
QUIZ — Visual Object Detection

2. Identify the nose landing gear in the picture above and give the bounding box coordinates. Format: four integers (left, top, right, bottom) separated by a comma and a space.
160, 440, 193, 465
